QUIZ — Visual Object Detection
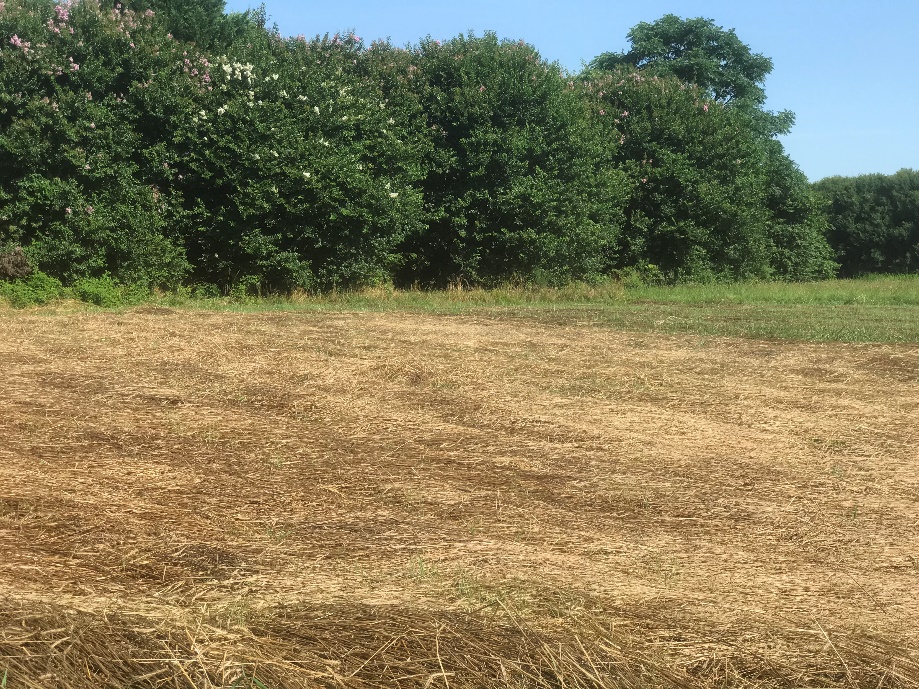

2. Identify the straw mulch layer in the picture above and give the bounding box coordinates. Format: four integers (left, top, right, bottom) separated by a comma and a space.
1, 307, 917, 688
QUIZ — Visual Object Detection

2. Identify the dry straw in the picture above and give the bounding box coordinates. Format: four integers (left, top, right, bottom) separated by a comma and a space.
1, 308, 917, 687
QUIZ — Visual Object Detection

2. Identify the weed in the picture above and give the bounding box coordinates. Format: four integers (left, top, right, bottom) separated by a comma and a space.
231, 674, 269, 689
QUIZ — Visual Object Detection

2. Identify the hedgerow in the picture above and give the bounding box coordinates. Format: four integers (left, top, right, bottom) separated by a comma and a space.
0, 0, 840, 298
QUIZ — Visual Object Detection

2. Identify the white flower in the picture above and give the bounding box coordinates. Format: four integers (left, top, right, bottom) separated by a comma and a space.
271, 150, 278, 157
280, 90, 288, 98
389, 192, 398, 198
272, 73, 279, 80
313, 106, 320, 115
217, 106, 226, 115
303, 171, 311, 178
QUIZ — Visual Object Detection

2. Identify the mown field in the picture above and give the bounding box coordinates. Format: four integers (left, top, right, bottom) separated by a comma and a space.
1, 282, 918, 688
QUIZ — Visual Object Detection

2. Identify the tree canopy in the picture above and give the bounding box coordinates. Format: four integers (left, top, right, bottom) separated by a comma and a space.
814, 170, 919, 276
589, 14, 774, 107
0, 1, 843, 294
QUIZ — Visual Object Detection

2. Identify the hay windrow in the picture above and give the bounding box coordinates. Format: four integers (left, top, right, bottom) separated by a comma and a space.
1, 309, 917, 687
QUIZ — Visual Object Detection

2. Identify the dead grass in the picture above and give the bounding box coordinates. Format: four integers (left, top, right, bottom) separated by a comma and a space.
1, 308, 918, 688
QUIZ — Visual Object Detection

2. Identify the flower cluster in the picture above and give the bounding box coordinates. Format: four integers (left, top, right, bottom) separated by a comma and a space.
9, 34, 31, 52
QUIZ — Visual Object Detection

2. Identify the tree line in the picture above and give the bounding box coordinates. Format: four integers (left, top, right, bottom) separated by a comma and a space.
0, 0, 914, 295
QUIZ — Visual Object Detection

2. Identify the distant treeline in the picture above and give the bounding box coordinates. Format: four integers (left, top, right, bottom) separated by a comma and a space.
813, 170, 919, 277
0, 0, 914, 293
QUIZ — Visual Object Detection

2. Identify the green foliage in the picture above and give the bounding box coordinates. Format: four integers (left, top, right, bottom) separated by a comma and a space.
577, 65, 834, 282
0, 270, 148, 307
0, 0, 191, 287
124, 0, 251, 49
0, 1, 844, 295
0, 270, 64, 306
169, 30, 427, 292
71, 273, 148, 306
759, 141, 837, 280
589, 14, 774, 108
397, 33, 627, 286
813, 169, 919, 276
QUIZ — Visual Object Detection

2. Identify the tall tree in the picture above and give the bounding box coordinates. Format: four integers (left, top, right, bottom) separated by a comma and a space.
590, 14, 773, 108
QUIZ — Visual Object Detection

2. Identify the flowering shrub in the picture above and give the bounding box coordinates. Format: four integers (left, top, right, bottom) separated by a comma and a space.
169, 26, 427, 291
0, 1, 836, 294
0, 0, 189, 286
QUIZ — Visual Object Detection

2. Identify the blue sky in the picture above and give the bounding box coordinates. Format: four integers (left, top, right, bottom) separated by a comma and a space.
223, 0, 918, 182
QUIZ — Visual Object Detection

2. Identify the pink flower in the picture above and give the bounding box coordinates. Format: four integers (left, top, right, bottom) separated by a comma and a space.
144, 8, 154, 17
54, 4, 69, 20
89, 122, 95, 129
641, 178, 647, 183
479, 85, 486, 92
703, 103, 709, 112
599, 109, 606, 116
621, 110, 629, 117
9, 34, 31, 52
70, 62, 79, 71
85, 206, 94, 214
65, 207, 72, 215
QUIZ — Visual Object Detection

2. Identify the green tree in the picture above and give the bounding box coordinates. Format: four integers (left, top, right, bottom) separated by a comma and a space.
589, 14, 773, 108
583, 17, 834, 282
814, 169, 919, 276
399, 32, 628, 287
123, 0, 252, 49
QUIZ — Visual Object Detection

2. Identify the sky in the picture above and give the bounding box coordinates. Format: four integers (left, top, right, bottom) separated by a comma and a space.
222, 0, 919, 182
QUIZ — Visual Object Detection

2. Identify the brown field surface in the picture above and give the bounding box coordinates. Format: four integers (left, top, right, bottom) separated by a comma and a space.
1, 307, 918, 688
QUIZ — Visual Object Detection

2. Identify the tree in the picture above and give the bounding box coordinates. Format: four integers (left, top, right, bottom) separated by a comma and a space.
124, 0, 252, 49
581, 16, 834, 282
398, 32, 628, 287
589, 14, 773, 109
814, 170, 919, 276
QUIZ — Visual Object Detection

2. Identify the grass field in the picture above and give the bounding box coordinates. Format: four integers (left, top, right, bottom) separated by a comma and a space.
1, 286, 918, 687
163, 274, 919, 344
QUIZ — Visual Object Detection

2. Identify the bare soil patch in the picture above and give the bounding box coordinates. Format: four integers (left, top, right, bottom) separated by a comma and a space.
1, 309, 917, 687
